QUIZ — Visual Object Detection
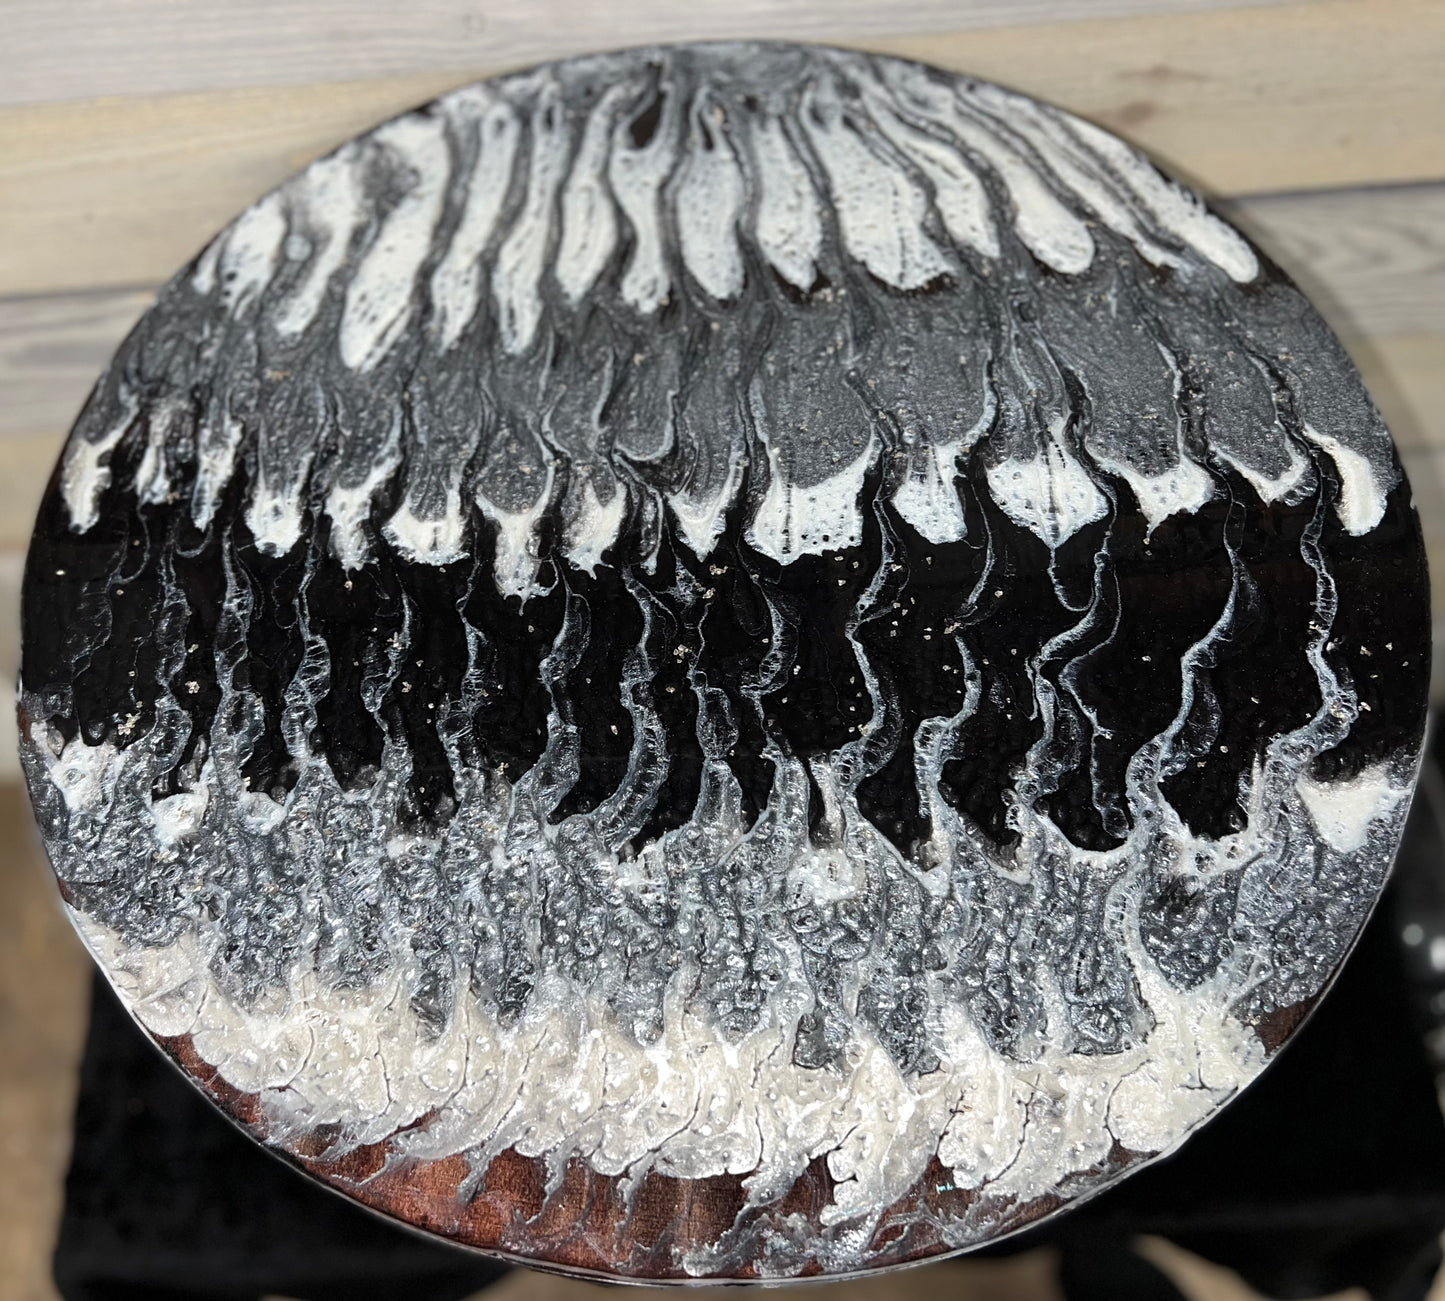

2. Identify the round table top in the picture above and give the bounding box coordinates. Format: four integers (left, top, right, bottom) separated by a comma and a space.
19, 41, 1431, 1282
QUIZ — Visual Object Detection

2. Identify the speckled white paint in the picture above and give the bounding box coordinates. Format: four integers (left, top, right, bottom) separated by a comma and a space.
800, 76, 951, 291
986, 419, 1109, 547
275, 144, 366, 338
1297, 761, 1407, 855
494, 84, 569, 355
339, 115, 451, 372
748, 436, 878, 563
430, 91, 521, 350
1302, 423, 1392, 536
748, 113, 824, 291
675, 97, 747, 302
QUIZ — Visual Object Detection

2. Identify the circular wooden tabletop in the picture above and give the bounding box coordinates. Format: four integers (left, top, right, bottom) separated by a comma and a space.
19, 42, 1431, 1282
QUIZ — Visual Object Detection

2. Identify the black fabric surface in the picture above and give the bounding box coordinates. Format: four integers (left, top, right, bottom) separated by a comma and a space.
54, 880, 1445, 1301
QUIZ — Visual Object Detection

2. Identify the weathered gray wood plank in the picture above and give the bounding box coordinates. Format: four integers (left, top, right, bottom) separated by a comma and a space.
0, 0, 1301, 107
0, 289, 154, 439
1219, 184, 1445, 339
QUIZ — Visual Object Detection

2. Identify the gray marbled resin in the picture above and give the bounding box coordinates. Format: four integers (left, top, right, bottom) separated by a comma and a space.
19, 42, 1431, 1277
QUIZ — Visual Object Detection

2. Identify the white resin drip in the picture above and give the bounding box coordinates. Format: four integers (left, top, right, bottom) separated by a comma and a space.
675, 98, 746, 302
985, 417, 1109, 547
609, 83, 679, 315
671, 458, 744, 560
382, 494, 467, 566
190, 236, 223, 297
339, 114, 451, 372
892, 441, 967, 545
554, 85, 628, 306
748, 113, 824, 291
151, 785, 210, 846
191, 417, 245, 531
879, 64, 1093, 276
1094, 358, 1216, 535
325, 415, 403, 570
44, 734, 120, 816
1108, 457, 1217, 534
61, 396, 136, 533
274, 145, 366, 338
133, 406, 176, 507
974, 86, 1180, 271
430, 91, 521, 350
1301, 424, 1390, 535
945, 105, 1095, 276
1214, 438, 1310, 507
1066, 115, 1259, 283
563, 476, 628, 576
478, 466, 556, 600
494, 85, 569, 354
861, 85, 999, 260
245, 464, 309, 557
800, 78, 950, 291
1297, 762, 1406, 855
218, 191, 288, 316
747, 436, 876, 563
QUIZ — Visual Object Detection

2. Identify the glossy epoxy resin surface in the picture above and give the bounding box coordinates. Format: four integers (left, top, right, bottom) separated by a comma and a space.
18, 42, 1431, 1280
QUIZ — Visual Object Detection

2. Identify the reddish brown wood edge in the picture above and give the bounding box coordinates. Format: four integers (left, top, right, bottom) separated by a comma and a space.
151, 1028, 1198, 1280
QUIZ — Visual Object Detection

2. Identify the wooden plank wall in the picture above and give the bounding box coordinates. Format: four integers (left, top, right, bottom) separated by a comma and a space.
1, 0, 1441, 780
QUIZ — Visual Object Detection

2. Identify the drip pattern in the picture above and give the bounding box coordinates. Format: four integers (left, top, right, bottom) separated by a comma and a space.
19, 42, 1431, 1280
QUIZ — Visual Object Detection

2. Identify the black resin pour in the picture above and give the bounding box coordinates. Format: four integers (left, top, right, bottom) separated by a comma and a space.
19, 43, 1431, 1278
